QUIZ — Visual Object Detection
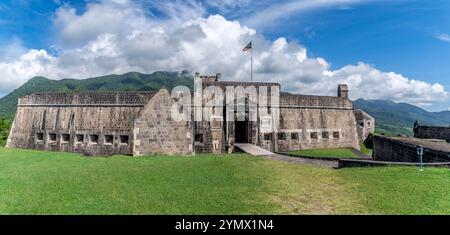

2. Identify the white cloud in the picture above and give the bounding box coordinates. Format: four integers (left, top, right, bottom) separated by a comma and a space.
435, 33, 450, 42
241, 0, 369, 28
0, 0, 448, 108
324, 63, 448, 106
0, 49, 57, 91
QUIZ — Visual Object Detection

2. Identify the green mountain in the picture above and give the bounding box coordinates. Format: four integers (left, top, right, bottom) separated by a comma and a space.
353, 99, 450, 136
0, 71, 194, 120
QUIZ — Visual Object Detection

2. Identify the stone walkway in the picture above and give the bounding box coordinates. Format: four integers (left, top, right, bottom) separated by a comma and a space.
234, 143, 275, 156
233, 144, 339, 168
266, 152, 450, 169
234, 145, 449, 169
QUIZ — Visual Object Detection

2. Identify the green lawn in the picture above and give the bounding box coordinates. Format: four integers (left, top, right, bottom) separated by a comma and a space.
288, 148, 359, 159
0, 147, 449, 215
339, 167, 450, 215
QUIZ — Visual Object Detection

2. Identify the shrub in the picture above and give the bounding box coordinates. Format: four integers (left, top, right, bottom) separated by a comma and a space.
0, 118, 11, 146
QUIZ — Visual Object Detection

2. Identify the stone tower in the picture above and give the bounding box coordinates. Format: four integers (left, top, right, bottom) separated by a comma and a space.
338, 84, 349, 99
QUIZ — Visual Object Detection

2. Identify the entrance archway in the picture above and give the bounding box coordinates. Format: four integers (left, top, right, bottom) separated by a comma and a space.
235, 118, 249, 143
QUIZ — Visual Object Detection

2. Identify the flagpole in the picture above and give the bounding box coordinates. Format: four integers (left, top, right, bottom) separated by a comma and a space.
243, 41, 253, 82
251, 43, 253, 82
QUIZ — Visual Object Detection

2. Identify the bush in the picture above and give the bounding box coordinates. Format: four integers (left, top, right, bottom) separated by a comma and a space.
360, 134, 374, 156
0, 118, 11, 146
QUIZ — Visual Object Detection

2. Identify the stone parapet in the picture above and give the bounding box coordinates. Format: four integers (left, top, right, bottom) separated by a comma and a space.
18, 92, 156, 106
373, 135, 450, 162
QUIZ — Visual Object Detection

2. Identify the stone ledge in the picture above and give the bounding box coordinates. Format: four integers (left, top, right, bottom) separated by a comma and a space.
338, 158, 450, 168
18, 104, 145, 107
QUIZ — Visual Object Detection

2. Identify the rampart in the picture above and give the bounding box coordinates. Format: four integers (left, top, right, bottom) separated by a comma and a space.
373, 135, 450, 162
414, 123, 450, 143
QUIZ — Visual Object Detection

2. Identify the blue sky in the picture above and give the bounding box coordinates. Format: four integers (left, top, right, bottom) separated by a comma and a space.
275, 1, 450, 85
0, 0, 450, 111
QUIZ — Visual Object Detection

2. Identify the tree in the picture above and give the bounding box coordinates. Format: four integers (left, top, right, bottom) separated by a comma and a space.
0, 118, 11, 146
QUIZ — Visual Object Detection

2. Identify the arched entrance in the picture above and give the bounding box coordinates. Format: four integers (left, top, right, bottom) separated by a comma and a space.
235, 117, 249, 143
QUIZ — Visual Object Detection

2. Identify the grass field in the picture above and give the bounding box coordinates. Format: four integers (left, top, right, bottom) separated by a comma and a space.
0, 147, 450, 215
288, 148, 359, 158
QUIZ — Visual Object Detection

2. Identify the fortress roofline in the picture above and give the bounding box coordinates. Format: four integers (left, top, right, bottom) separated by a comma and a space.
18, 91, 159, 106
195, 72, 281, 87
414, 123, 450, 129
21, 90, 158, 98
203, 80, 281, 87
375, 135, 450, 153
280, 92, 347, 100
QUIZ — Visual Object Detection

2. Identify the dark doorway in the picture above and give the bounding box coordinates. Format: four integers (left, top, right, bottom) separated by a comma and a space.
235, 119, 249, 143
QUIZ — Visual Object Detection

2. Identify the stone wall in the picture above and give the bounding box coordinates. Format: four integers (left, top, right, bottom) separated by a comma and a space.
7, 92, 155, 156
193, 121, 214, 153
274, 94, 360, 152
280, 93, 353, 109
133, 89, 193, 156
354, 109, 375, 141
373, 135, 450, 162
414, 124, 450, 143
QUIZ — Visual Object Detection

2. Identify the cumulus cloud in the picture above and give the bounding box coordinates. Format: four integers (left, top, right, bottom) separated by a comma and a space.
0, 0, 448, 108
324, 63, 448, 106
0, 49, 57, 91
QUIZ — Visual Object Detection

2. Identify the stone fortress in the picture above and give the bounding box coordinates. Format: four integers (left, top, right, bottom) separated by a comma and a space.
6, 73, 374, 156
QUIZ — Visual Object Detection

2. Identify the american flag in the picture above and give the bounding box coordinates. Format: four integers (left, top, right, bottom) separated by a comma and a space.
242, 41, 252, 51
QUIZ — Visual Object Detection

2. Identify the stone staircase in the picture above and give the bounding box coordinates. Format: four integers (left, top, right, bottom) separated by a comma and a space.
234, 143, 275, 156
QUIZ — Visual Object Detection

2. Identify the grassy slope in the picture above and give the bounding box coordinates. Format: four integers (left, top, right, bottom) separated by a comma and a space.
1, 147, 450, 214
288, 148, 358, 159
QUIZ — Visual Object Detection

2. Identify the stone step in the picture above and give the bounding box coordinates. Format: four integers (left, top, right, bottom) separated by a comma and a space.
234, 143, 275, 156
